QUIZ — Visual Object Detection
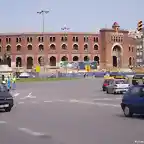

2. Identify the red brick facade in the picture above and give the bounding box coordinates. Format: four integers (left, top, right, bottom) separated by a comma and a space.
0, 23, 136, 69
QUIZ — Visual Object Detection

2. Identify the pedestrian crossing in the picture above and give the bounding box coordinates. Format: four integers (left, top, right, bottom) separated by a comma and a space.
10, 90, 122, 108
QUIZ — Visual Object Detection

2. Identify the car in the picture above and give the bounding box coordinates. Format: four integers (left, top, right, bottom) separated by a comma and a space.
106, 79, 130, 94
109, 72, 127, 79
102, 79, 113, 91
0, 84, 13, 112
132, 74, 144, 85
121, 85, 144, 117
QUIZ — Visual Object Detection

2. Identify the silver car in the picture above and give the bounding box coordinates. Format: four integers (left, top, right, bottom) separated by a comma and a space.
106, 79, 130, 94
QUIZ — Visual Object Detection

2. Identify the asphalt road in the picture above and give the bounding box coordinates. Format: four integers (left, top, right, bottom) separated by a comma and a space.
0, 78, 144, 144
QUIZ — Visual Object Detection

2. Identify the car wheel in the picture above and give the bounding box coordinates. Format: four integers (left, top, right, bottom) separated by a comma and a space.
5, 107, 12, 112
103, 88, 105, 91
107, 89, 109, 94
124, 106, 133, 117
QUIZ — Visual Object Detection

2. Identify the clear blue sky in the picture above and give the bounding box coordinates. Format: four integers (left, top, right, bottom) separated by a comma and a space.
0, 0, 142, 33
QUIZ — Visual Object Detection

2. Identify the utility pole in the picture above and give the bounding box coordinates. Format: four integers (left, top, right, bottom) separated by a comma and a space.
137, 20, 144, 66
37, 10, 49, 33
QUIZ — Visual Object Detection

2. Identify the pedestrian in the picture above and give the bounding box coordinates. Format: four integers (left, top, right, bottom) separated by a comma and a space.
7, 76, 11, 91
12, 76, 16, 90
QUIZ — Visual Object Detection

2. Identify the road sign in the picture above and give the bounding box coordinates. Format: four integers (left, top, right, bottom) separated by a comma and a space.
36, 65, 40, 72
85, 65, 90, 72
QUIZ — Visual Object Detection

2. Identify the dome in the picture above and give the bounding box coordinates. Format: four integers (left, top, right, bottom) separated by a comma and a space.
112, 22, 119, 27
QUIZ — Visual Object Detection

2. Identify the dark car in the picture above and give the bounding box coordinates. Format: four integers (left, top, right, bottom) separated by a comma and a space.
0, 84, 13, 112
102, 79, 113, 91
121, 84, 144, 117
132, 74, 144, 85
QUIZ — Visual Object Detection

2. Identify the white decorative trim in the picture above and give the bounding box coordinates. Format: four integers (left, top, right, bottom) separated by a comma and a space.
26, 55, 34, 58
15, 55, 22, 58
38, 43, 44, 47
61, 43, 68, 47
49, 43, 56, 47
6, 44, 11, 47
16, 43, 22, 47
93, 43, 99, 48
27, 43, 33, 46
72, 43, 79, 49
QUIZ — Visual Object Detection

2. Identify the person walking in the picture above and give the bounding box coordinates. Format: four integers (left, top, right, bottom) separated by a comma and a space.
12, 76, 16, 90
7, 76, 11, 91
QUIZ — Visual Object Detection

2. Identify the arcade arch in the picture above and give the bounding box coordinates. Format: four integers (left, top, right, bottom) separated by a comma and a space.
94, 56, 99, 65
61, 56, 68, 61
27, 57, 33, 69
49, 56, 56, 66
16, 57, 22, 67
73, 56, 79, 61
112, 45, 122, 67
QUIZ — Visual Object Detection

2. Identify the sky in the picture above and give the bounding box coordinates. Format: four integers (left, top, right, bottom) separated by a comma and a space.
0, 0, 143, 33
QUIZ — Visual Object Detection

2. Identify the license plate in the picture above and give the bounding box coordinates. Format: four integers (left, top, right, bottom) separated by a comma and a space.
0, 104, 9, 108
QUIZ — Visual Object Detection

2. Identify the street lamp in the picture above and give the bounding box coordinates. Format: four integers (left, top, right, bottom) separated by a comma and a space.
61, 25, 70, 73
37, 10, 49, 33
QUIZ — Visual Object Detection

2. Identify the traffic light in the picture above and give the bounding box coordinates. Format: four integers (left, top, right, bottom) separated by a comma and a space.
137, 21, 143, 31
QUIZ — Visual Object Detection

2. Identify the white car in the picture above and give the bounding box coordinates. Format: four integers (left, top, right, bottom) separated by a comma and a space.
106, 79, 130, 94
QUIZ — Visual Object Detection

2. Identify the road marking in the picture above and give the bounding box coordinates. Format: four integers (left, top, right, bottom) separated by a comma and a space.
44, 100, 53, 103
32, 101, 39, 104
68, 100, 120, 107
18, 128, 51, 138
0, 121, 7, 124
69, 99, 79, 103
56, 99, 66, 102
93, 98, 122, 101
20, 92, 36, 99
13, 93, 20, 97
18, 102, 24, 104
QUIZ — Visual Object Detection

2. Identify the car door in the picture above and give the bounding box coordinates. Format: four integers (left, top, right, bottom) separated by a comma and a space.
128, 86, 144, 114
108, 80, 114, 93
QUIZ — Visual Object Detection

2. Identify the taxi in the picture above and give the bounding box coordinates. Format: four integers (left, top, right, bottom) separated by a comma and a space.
109, 72, 128, 80
132, 74, 144, 85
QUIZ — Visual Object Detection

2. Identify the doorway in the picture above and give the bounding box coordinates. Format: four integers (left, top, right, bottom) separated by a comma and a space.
113, 56, 117, 67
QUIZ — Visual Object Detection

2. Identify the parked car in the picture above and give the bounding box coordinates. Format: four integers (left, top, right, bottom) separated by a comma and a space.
106, 79, 130, 94
0, 84, 13, 112
102, 79, 113, 91
121, 84, 144, 117
132, 74, 144, 85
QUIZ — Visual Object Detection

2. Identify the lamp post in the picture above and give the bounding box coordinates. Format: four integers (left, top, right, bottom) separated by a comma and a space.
61, 25, 70, 74
37, 10, 49, 33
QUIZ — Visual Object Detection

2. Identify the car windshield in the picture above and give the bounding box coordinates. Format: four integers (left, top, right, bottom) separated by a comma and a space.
115, 80, 127, 84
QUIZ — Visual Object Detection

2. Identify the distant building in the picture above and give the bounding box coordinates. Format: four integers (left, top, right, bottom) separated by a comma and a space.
129, 30, 143, 66
0, 22, 136, 69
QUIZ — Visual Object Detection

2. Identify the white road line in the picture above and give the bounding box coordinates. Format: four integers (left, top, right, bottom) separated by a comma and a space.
18, 102, 24, 104
31, 101, 39, 104
44, 100, 53, 103
20, 92, 36, 100
93, 98, 121, 101
18, 128, 51, 138
13, 93, 20, 97
68, 100, 120, 107
0, 121, 7, 124
69, 99, 79, 103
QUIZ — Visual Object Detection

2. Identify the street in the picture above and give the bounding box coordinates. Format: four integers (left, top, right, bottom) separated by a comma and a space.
0, 78, 144, 144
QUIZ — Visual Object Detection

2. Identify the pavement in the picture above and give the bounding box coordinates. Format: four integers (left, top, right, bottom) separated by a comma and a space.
0, 78, 144, 144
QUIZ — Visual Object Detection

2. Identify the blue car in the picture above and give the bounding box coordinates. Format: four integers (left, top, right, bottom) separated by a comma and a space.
121, 84, 144, 117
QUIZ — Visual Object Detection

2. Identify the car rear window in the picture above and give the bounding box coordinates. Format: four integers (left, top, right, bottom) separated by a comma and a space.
115, 80, 127, 84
